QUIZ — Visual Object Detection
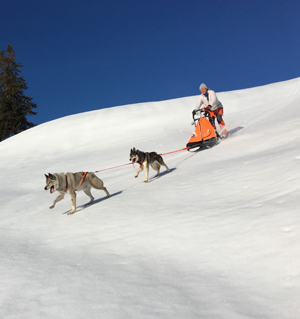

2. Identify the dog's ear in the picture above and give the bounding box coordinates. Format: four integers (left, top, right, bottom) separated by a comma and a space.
133, 147, 135, 151
48, 173, 56, 180
45, 174, 48, 178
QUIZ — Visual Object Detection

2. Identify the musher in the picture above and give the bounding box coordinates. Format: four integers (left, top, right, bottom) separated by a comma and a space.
192, 83, 228, 137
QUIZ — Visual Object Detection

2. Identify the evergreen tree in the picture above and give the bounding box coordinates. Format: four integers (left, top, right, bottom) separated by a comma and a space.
0, 44, 37, 141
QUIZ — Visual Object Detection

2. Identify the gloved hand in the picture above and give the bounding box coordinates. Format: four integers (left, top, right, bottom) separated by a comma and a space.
192, 109, 196, 116
204, 105, 212, 112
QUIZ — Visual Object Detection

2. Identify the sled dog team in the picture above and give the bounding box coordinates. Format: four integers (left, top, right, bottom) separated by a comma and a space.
44, 83, 227, 215
44, 148, 170, 215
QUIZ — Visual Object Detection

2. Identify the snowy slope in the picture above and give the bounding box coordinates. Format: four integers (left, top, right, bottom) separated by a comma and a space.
0, 78, 300, 319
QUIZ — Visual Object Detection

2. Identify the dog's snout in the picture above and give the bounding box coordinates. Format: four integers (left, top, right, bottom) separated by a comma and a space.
44, 186, 47, 190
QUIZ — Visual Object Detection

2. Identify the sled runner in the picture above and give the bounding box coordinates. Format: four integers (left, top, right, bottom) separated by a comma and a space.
186, 109, 220, 150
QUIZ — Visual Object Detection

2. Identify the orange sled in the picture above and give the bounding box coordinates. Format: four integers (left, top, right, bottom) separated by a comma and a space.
186, 109, 219, 150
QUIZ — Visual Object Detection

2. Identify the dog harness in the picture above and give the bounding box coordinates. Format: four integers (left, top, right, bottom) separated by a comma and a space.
138, 152, 158, 166
64, 172, 87, 192
145, 152, 158, 158
64, 176, 68, 192
79, 172, 88, 186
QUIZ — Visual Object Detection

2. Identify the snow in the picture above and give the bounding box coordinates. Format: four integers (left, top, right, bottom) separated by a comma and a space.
1, 77, 300, 318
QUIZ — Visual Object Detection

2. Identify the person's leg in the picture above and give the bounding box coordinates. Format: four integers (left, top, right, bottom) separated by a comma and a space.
215, 108, 228, 136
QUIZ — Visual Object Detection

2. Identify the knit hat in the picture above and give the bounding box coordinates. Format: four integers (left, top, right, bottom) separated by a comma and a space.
199, 83, 208, 90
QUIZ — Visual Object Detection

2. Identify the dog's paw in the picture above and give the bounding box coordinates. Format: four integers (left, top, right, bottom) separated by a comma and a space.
144, 180, 148, 183
134, 175, 138, 178
67, 211, 75, 215
49, 205, 54, 209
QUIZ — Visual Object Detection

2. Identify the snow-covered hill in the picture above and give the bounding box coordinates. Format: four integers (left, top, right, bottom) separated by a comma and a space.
1, 78, 300, 319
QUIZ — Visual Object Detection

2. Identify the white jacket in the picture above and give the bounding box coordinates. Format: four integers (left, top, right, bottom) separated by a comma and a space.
195, 89, 223, 111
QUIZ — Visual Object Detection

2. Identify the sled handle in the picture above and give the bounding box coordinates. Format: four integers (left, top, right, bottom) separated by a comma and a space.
192, 109, 204, 120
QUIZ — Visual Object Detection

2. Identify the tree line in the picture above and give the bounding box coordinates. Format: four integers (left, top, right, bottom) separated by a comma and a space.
0, 45, 37, 141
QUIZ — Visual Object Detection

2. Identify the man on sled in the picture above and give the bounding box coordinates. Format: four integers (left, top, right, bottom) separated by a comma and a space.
192, 83, 228, 138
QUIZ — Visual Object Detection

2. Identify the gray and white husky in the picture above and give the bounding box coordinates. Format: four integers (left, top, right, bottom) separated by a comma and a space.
44, 172, 110, 215
129, 147, 170, 182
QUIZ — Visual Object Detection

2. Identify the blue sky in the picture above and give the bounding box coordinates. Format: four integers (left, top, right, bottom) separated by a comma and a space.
1, 0, 299, 125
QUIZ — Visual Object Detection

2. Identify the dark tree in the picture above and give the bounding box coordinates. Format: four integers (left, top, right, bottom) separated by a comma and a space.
0, 44, 37, 141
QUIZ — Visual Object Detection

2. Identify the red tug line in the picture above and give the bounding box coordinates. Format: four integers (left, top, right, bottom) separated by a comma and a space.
94, 147, 189, 173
